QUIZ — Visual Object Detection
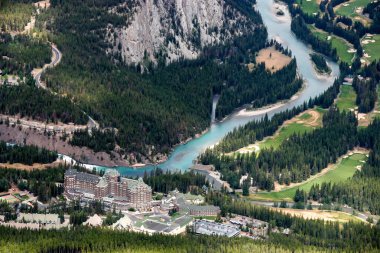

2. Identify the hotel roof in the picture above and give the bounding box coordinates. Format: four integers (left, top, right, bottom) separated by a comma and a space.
65, 169, 100, 184
104, 169, 120, 177
193, 220, 240, 238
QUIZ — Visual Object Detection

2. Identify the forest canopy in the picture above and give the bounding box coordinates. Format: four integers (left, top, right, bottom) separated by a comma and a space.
35, 0, 301, 158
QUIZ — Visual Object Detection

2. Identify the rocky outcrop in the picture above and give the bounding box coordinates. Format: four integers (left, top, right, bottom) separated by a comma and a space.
106, 0, 256, 65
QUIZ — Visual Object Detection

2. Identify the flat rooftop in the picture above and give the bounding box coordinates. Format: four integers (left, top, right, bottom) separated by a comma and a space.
193, 220, 240, 238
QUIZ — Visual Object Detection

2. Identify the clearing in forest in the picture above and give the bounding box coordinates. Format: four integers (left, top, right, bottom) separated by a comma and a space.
271, 208, 365, 223
250, 152, 368, 201
256, 47, 292, 73
336, 85, 357, 112
235, 109, 323, 154
335, 0, 372, 26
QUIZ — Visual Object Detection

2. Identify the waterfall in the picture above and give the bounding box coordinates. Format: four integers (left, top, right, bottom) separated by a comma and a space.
211, 94, 220, 124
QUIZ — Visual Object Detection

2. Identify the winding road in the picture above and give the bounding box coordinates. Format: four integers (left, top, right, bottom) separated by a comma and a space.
32, 44, 99, 129
34, 43, 62, 89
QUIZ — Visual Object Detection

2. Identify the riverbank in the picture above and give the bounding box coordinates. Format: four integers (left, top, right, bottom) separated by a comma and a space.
237, 82, 305, 117
15, 0, 339, 176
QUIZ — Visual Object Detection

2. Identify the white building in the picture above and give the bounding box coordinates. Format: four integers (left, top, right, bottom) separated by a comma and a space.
83, 214, 103, 227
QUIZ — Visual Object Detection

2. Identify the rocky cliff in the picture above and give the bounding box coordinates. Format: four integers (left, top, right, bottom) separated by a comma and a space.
106, 0, 256, 65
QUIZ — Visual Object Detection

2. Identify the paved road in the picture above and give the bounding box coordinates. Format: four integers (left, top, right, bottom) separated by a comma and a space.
33, 44, 100, 129
34, 44, 62, 89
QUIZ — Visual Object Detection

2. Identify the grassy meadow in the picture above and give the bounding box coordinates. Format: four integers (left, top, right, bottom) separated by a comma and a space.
336, 85, 357, 111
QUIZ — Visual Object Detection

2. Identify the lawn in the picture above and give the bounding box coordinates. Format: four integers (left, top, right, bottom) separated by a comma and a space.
296, 0, 319, 15
336, 85, 357, 111
251, 153, 367, 201
310, 26, 355, 64
259, 123, 313, 150
335, 0, 373, 23
362, 34, 380, 62
330, 37, 354, 64
235, 110, 322, 154
299, 113, 312, 120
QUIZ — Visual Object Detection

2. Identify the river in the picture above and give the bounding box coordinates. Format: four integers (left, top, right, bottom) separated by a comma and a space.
98, 0, 340, 177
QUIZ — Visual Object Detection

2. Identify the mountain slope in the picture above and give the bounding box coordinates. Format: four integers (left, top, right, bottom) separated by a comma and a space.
25, 0, 302, 165
107, 0, 256, 64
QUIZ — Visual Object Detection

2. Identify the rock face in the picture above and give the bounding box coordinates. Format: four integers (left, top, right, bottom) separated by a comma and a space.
107, 0, 255, 65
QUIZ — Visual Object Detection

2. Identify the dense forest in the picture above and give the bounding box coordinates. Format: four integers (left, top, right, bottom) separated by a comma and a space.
28, 0, 302, 159
352, 76, 377, 113
0, 141, 57, 165
350, 61, 380, 113
197, 0, 380, 197
0, 33, 51, 76
200, 108, 358, 190
70, 128, 116, 153
202, 78, 342, 155
0, 166, 65, 202
206, 191, 380, 252
0, 225, 366, 253
0, 0, 35, 32
290, 15, 338, 61
0, 77, 88, 124
216, 59, 302, 118
310, 53, 331, 74
142, 168, 207, 194
363, 1, 380, 34
306, 118, 380, 214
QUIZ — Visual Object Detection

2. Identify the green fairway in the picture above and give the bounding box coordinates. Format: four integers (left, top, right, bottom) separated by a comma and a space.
335, 0, 372, 19
299, 113, 312, 120
310, 26, 355, 64
259, 123, 313, 150
235, 110, 322, 155
251, 153, 367, 201
336, 85, 357, 111
363, 34, 380, 62
296, 0, 319, 15
315, 106, 327, 114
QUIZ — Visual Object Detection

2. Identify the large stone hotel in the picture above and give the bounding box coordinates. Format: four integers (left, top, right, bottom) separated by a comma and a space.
64, 169, 152, 211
